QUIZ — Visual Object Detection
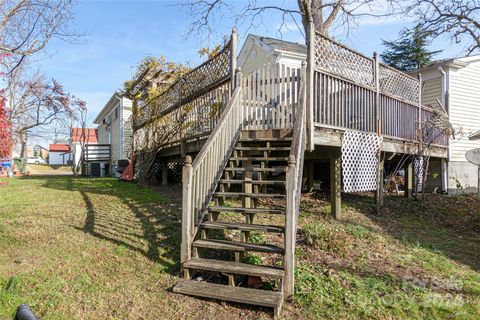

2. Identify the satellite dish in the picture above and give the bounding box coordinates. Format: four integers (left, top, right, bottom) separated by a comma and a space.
466, 148, 480, 165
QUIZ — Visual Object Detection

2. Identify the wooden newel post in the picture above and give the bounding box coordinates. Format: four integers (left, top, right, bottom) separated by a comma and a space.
284, 155, 296, 298
181, 155, 193, 265
230, 28, 238, 90
307, 20, 315, 151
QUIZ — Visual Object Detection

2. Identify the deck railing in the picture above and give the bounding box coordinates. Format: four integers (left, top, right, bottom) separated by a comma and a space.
312, 31, 447, 147
242, 63, 300, 130
133, 29, 237, 153
84, 144, 111, 162
181, 75, 243, 263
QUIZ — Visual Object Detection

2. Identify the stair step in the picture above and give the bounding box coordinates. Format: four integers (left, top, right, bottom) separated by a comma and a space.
213, 192, 285, 199
193, 239, 285, 254
201, 221, 285, 233
184, 258, 284, 278
208, 206, 285, 215
235, 146, 291, 151
173, 280, 283, 309
225, 167, 286, 173
230, 157, 289, 161
219, 179, 285, 185
238, 137, 292, 142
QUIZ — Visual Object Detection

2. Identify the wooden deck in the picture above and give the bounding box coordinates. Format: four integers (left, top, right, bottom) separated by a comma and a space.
132, 27, 450, 318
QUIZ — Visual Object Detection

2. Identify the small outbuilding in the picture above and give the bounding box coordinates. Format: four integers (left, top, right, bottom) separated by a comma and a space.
48, 144, 72, 165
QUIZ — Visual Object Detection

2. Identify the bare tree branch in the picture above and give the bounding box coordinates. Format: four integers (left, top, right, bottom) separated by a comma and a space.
0, 0, 80, 72
405, 0, 480, 55
182, 0, 394, 42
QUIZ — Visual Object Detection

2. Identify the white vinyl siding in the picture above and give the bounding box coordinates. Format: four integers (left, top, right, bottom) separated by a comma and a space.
448, 61, 480, 162
97, 123, 109, 144
110, 101, 122, 164
122, 101, 133, 159
421, 76, 442, 107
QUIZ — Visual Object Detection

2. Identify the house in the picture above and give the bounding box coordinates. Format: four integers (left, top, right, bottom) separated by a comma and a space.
238, 34, 306, 74
93, 91, 133, 174
70, 128, 98, 170
48, 144, 71, 165
413, 55, 480, 194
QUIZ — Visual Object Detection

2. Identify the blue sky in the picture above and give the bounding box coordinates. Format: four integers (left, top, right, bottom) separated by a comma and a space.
32, 0, 465, 135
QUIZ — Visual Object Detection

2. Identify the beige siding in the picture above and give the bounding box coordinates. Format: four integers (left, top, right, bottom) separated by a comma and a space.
448, 61, 480, 162
97, 123, 109, 144
241, 45, 272, 74
122, 98, 133, 159
110, 103, 121, 164
422, 76, 442, 107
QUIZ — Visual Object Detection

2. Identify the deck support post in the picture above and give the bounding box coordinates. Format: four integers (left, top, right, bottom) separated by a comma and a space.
406, 160, 413, 199
161, 163, 168, 186
441, 158, 448, 194
330, 154, 342, 220
181, 156, 193, 265
376, 158, 384, 210
307, 160, 314, 191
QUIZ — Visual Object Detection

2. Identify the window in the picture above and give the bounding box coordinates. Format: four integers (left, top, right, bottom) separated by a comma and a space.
114, 107, 119, 120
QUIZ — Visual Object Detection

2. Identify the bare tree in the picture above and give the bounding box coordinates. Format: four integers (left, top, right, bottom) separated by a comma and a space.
0, 0, 78, 72
183, 0, 393, 41
406, 0, 480, 55
8, 72, 85, 157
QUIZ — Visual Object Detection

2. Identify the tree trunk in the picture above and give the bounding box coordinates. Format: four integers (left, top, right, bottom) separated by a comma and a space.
20, 130, 28, 158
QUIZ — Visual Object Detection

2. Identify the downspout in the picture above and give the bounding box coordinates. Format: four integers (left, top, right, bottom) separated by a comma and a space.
437, 65, 449, 193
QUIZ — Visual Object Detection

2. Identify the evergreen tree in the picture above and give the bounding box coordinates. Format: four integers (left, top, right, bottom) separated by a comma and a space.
381, 25, 442, 72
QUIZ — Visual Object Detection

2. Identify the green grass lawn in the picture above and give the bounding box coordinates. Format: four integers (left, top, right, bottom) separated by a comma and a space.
0, 176, 479, 319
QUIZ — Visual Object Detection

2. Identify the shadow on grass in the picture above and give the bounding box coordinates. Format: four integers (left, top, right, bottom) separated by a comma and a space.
26, 176, 182, 275
341, 192, 480, 272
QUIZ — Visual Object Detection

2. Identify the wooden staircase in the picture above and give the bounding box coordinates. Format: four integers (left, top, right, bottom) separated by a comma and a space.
173, 131, 292, 317
174, 65, 307, 318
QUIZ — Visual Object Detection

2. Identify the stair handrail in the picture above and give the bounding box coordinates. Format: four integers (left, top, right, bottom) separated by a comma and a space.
284, 62, 307, 298
181, 70, 244, 264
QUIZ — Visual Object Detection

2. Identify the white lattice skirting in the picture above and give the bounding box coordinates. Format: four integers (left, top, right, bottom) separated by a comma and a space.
341, 131, 383, 192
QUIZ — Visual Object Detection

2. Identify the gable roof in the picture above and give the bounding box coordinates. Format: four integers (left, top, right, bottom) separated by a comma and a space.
71, 128, 98, 144
412, 54, 480, 74
248, 34, 307, 55
49, 144, 71, 153
93, 91, 125, 125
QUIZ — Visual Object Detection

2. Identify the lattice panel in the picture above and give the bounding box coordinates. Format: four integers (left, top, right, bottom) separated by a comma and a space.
379, 64, 419, 103
314, 32, 374, 87
167, 161, 184, 182
341, 131, 383, 192
134, 42, 231, 128
133, 154, 143, 181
